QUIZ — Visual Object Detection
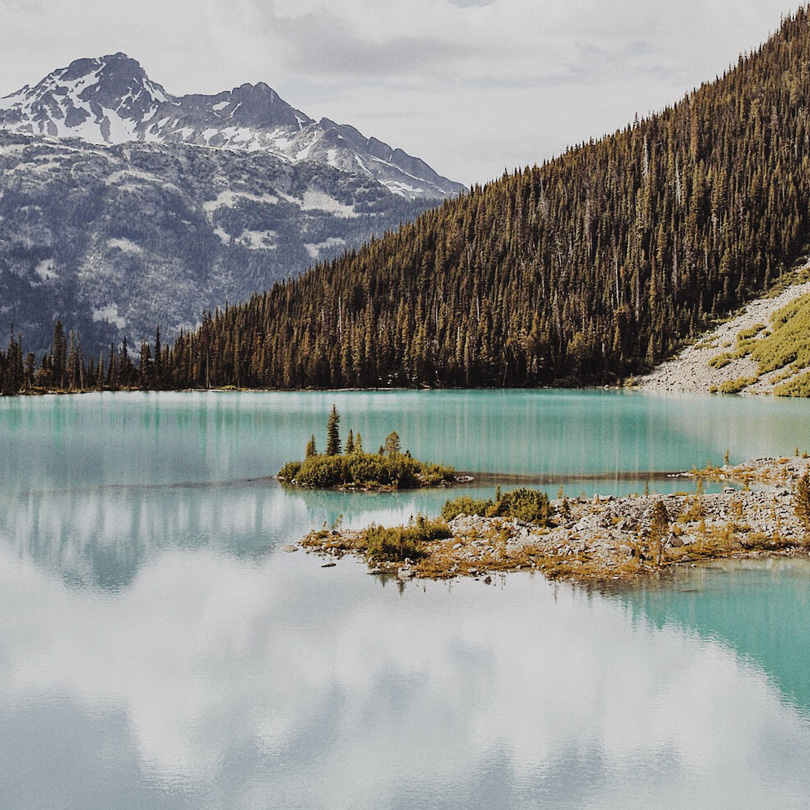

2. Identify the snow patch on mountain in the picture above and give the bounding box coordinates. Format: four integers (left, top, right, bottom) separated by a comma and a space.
300, 190, 357, 218
35, 259, 57, 281
304, 237, 346, 259
92, 304, 127, 330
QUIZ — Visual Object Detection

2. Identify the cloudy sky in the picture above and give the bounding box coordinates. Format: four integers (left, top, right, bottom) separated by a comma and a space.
0, 0, 800, 185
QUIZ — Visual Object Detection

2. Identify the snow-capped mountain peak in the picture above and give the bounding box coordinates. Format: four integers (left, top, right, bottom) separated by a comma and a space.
0, 55, 463, 200
0, 53, 170, 143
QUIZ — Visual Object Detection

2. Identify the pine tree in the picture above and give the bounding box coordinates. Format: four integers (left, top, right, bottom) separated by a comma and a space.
154, 325, 163, 389
795, 472, 810, 532
345, 429, 354, 454
96, 354, 105, 390
67, 331, 84, 390
139, 341, 153, 390
52, 321, 66, 388
650, 499, 669, 565
355, 432, 363, 453
326, 405, 341, 456
305, 434, 317, 458
384, 431, 401, 457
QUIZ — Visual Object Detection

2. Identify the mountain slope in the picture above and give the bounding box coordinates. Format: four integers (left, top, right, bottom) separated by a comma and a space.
0, 54, 465, 355
0, 130, 433, 354
0, 53, 464, 201
160, 8, 810, 391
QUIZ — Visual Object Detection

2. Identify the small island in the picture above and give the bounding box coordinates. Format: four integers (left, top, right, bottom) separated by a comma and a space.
299, 456, 810, 584
278, 405, 463, 490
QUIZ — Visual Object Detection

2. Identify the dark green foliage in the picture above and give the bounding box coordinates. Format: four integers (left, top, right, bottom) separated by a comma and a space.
364, 515, 452, 562
280, 412, 455, 488
283, 450, 455, 489
441, 487, 552, 525
149, 11, 810, 390
289, 455, 348, 488
326, 404, 341, 456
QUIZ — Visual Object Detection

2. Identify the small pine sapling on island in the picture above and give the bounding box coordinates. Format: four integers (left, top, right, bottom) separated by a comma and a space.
795, 472, 810, 539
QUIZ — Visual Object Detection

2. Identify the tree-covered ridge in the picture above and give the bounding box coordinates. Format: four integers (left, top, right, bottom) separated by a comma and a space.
148, 8, 810, 390
4, 9, 810, 395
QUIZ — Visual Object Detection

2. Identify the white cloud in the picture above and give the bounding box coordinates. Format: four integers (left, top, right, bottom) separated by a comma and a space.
0, 0, 798, 183
2, 544, 810, 807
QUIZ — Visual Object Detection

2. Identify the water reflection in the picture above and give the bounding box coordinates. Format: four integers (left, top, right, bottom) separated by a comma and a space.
618, 558, 810, 714
3, 392, 810, 808
1, 549, 808, 809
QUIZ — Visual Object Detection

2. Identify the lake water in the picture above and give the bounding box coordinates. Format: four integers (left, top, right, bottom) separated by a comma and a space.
1, 390, 810, 809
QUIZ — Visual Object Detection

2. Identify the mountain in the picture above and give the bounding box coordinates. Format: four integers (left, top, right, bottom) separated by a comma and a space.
0, 53, 464, 201
0, 129, 435, 355
0, 55, 464, 357
148, 9, 810, 392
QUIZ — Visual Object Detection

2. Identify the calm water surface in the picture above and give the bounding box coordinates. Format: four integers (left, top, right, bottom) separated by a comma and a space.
1, 390, 809, 809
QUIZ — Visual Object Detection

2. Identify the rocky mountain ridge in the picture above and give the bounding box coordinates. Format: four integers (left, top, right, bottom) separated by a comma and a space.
0, 54, 465, 355
0, 53, 464, 201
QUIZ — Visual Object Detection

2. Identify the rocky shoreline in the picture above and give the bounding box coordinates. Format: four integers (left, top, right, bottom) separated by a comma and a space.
297, 456, 810, 585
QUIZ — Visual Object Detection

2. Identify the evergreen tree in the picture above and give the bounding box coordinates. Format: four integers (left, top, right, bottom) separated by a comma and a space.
345, 429, 355, 454
355, 432, 364, 453
96, 354, 105, 391
52, 320, 66, 388
139, 341, 153, 390
795, 472, 810, 532
305, 434, 317, 458
154, 325, 163, 389
67, 331, 84, 390
159, 11, 810, 392
107, 343, 119, 390
326, 405, 341, 456
384, 431, 401, 457
650, 499, 669, 565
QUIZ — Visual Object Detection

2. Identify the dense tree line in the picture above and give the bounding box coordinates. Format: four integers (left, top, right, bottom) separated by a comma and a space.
0, 321, 167, 395
155, 10, 810, 389
5, 10, 810, 394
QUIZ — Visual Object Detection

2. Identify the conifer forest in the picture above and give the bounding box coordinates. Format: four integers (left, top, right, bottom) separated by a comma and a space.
5, 10, 810, 393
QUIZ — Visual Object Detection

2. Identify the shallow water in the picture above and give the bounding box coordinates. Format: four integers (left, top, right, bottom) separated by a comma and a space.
1, 390, 809, 809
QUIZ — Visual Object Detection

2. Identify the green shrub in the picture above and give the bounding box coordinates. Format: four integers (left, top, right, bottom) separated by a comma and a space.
364, 515, 451, 562
717, 375, 757, 394
441, 487, 552, 526
347, 453, 390, 486
736, 323, 767, 341
293, 455, 348, 487
278, 460, 302, 481
488, 487, 552, 525
776, 370, 810, 397
709, 353, 734, 369
441, 495, 493, 520
280, 450, 455, 490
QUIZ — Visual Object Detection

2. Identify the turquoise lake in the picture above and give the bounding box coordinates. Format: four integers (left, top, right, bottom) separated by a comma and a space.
1, 390, 809, 809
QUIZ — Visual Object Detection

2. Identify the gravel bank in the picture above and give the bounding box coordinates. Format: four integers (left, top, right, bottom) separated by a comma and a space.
636, 275, 810, 394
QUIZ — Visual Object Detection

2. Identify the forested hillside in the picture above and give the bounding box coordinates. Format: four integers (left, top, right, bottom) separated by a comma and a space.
5, 8, 810, 393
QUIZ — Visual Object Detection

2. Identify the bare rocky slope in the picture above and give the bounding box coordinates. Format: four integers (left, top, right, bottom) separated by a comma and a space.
636, 264, 810, 396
